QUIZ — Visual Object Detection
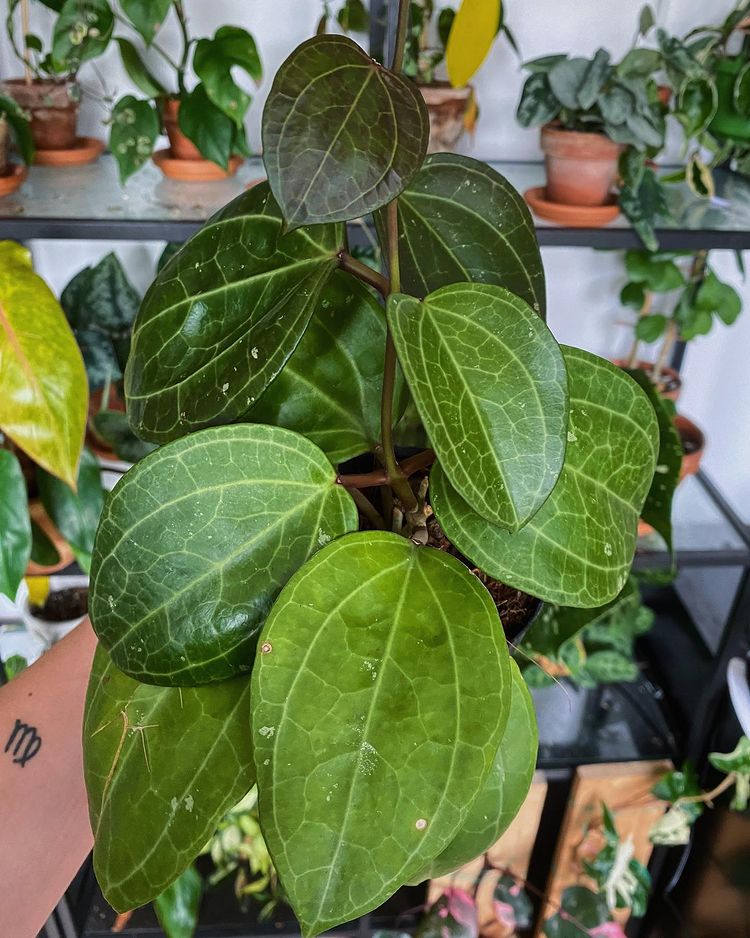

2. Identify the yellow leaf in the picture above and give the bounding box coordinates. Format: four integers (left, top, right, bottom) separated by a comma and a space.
0, 241, 87, 488
446, 0, 501, 89
25, 576, 50, 607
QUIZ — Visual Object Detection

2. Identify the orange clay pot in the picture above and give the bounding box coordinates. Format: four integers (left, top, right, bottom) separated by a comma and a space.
419, 83, 474, 154
613, 359, 682, 401
161, 97, 203, 160
1, 78, 79, 150
540, 122, 624, 207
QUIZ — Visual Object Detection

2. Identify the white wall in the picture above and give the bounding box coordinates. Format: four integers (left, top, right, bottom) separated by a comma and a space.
2, 0, 749, 520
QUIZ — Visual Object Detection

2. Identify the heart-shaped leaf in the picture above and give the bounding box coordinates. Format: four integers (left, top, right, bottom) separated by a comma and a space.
52, 0, 113, 67
178, 84, 236, 169
84, 646, 254, 911
120, 0, 170, 45
412, 660, 537, 881
253, 532, 511, 935
388, 154, 545, 315
262, 35, 428, 227
109, 95, 160, 183
90, 425, 358, 686
0, 241, 87, 488
125, 183, 342, 443
115, 38, 167, 96
431, 348, 658, 607
194, 26, 262, 126
247, 272, 392, 463
0, 450, 31, 600
388, 284, 567, 531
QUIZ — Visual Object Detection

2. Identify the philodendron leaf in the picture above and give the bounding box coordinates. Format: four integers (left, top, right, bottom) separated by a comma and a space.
90, 425, 357, 686
0, 241, 87, 488
84, 646, 253, 911
110, 95, 160, 183
432, 348, 658, 607
262, 35, 428, 227
388, 284, 567, 531
125, 183, 342, 443
413, 660, 537, 881
248, 272, 394, 463
154, 866, 203, 938
0, 450, 31, 600
252, 532, 511, 935
120, 0, 170, 45
389, 154, 545, 315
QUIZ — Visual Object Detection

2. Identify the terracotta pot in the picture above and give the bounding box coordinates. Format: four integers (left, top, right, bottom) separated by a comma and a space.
161, 97, 203, 160
675, 414, 704, 479
613, 359, 682, 401
26, 500, 74, 576
0, 78, 79, 150
657, 85, 672, 106
419, 83, 474, 154
540, 123, 624, 207
0, 117, 8, 176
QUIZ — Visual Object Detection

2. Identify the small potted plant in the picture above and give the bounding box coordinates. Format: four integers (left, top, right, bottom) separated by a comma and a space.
403, 0, 518, 153
1, 0, 112, 165
109, 1, 261, 182
316, 0, 369, 35
0, 93, 34, 195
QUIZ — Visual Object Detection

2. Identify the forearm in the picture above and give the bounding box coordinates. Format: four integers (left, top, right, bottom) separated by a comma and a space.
0, 619, 97, 938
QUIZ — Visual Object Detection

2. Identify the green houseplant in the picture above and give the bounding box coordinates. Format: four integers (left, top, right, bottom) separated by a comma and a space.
317, 0, 370, 35
0, 92, 34, 187
81, 4, 661, 934
109, 1, 261, 181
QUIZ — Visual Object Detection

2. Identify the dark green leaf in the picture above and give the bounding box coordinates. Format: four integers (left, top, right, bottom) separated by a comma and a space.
390, 154, 546, 315
437, 7, 455, 47
625, 250, 684, 292
547, 57, 590, 109
193, 27, 262, 127
115, 38, 167, 97
621, 281, 646, 310
92, 410, 158, 463
577, 49, 611, 110
51, 0, 113, 68
619, 147, 645, 191
84, 646, 254, 910
432, 348, 658, 607
544, 886, 609, 937
0, 94, 34, 164
252, 531, 512, 935
154, 866, 202, 938
734, 62, 750, 116
157, 243, 181, 273
635, 313, 668, 342
178, 84, 235, 169
121, 0, 171, 44
0, 450, 31, 600
37, 448, 103, 572
90, 425, 357, 686
338, 0, 369, 33
695, 272, 742, 325
686, 151, 715, 198
125, 183, 342, 443
516, 73, 560, 126
639, 4, 656, 36
109, 95, 160, 183
30, 518, 61, 567
618, 170, 669, 253
677, 76, 718, 137
388, 284, 567, 531
262, 35, 428, 227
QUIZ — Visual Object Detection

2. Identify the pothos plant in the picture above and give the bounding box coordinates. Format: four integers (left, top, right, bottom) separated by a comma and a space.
82, 4, 660, 934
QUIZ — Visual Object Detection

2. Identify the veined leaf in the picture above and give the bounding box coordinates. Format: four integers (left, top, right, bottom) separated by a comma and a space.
247, 272, 394, 463
0, 241, 87, 488
194, 26, 262, 126
262, 35, 428, 227
0, 449, 31, 599
84, 646, 253, 911
445, 0, 501, 88
413, 660, 537, 881
387, 284, 567, 531
120, 0, 170, 44
52, 0, 113, 67
431, 348, 658, 607
125, 183, 342, 443
90, 425, 358, 686
253, 532, 511, 935
390, 154, 545, 315
109, 95, 160, 183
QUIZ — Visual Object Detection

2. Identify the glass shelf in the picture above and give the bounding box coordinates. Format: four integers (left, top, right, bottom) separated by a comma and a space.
1, 154, 750, 247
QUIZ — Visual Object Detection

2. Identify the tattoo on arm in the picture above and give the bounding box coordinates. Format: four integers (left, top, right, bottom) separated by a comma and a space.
4, 719, 42, 767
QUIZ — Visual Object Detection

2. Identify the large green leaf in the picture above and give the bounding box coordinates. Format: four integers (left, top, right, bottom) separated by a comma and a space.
178, 83, 235, 169
115, 38, 167, 96
431, 348, 658, 607
125, 183, 342, 443
253, 532, 511, 935
194, 26, 262, 126
389, 154, 545, 315
413, 660, 537, 881
51, 0, 113, 68
0, 241, 87, 488
90, 425, 358, 686
109, 95, 160, 183
84, 646, 254, 911
262, 35, 428, 227
388, 284, 567, 531
120, 0, 171, 44
0, 449, 31, 600
37, 447, 104, 573
247, 272, 390, 463
154, 866, 202, 938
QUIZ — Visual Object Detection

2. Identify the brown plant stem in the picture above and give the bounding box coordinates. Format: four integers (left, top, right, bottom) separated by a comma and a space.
336, 448, 436, 490
173, 0, 191, 96
677, 772, 737, 806
349, 487, 386, 529
21, 0, 32, 85
652, 319, 678, 386
338, 250, 390, 298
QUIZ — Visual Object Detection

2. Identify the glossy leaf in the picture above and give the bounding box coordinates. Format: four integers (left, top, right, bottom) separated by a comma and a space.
110, 95, 160, 183
337, 0, 369, 32
445, 0, 500, 88
677, 76, 717, 137
125, 183, 342, 443
635, 313, 667, 342
390, 154, 545, 315
115, 38, 167, 96
84, 646, 254, 910
544, 886, 609, 937
431, 348, 658, 607
178, 84, 235, 169
0, 450, 31, 600
516, 73, 560, 126
388, 284, 567, 531
262, 35, 428, 227
194, 27, 262, 127
121, 0, 170, 44
154, 866, 202, 938
92, 410, 157, 463
51, 0, 113, 68
90, 425, 357, 686
415, 660, 537, 880
247, 272, 392, 463
0, 241, 87, 488
734, 62, 750, 116
253, 532, 511, 935
30, 519, 60, 568
0, 94, 33, 164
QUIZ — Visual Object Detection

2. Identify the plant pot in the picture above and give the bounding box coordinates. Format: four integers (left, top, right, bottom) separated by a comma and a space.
16, 576, 88, 649
657, 84, 672, 106
540, 123, 624, 207
0, 117, 8, 176
0, 78, 79, 150
162, 97, 202, 160
675, 414, 704, 479
419, 83, 474, 154
709, 57, 750, 144
613, 359, 682, 401
26, 500, 75, 576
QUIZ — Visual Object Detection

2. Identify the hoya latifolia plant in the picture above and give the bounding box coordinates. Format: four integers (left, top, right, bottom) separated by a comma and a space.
82, 3, 660, 932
